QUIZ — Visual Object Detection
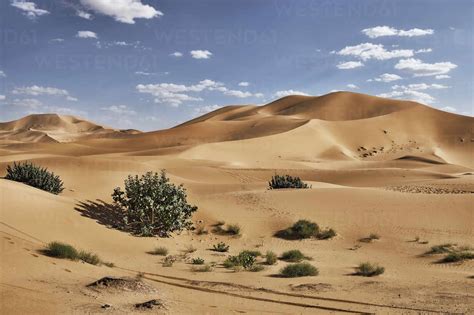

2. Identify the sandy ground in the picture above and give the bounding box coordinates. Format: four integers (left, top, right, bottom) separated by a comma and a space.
1, 93, 473, 314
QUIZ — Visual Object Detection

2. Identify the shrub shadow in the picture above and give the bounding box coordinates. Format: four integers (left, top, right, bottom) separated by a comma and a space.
75, 199, 128, 233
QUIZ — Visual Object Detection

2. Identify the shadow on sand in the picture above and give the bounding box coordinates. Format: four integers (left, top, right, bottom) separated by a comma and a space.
74, 200, 128, 232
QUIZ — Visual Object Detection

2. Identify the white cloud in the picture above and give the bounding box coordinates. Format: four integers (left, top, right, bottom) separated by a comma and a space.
194, 105, 222, 116
273, 90, 309, 98
378, 90, 435, 104
238, 81, 250, 87
135, 71, 156, 76
101, 105, 136, 115
0, 70, 6, 77
374, 73, 402, 82
337, 61, 364, 69
12, 85, 77, 101
362, 26, 434, 38
0, 95, 5, 101
79, 0, 162, 24
76, 31, 98, 39
337, 43, 413, 61
10, 0, 49, 19
10, 98, 43, 108
190, 50, 212, 59
170, 51, 183, 57
435, 74, 451, 80
223, 90, 252, 98
49, 38, 64, 43
394, 58, 457, 77
391, 83, 449, 91
440, 106, 457, 112
346, 84, 359, 89
76, 10, 93, 20
415, 48, 432, 53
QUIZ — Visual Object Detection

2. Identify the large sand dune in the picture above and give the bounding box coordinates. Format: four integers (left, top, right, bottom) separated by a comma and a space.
1, 92, 473, 314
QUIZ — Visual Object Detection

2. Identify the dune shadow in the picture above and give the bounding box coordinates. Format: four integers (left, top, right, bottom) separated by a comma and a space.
74, 199, 128, 233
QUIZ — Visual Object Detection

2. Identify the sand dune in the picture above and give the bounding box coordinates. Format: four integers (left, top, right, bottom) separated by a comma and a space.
1, 92, 473, 314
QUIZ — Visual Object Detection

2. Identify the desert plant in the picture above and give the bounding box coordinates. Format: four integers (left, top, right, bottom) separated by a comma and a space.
279, 263, 318, 277
191, 257, 205, 265
360, 233, 380, 243
223, 251, 256, 269
354, 262, 385, 277
78, 250, 101, 265
226, 224, 241, 236
191, 264, 213, 272
240, 250, 261, 257
425, 243, 456, 255
264, 251, 278, 265
440, 251, 474, 263
268, 175, 310, 189
212, 242, 229, 252
280, 250, 308, 262
150, 246, 169, 256
184, 245, 197, 253
195, 226, 208, 235
318, 228, 337, 240
44, 242, 79, 260
111, 170, 197, 237
275, 219, 319, 240
249, 264, 265, 272
103, 262, 115, 268
163, 255, 176, 267
5, 161, 64, 194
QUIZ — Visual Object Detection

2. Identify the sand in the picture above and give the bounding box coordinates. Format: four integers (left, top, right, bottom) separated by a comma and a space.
0, 92, 473, 314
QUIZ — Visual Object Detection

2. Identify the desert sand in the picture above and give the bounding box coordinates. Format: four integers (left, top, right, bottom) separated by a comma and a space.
0, 92, 473, 314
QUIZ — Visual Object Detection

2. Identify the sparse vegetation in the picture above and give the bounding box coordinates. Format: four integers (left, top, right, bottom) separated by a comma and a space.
249, 264, 265, 272
43, 242, 104, 266
359, 233, 380, 243
440, 251, 474, 263
354, 262, 385, 277
318, 228, 337, 240
150, 246, 169, 256
223, 251, 257, 269
191, 257, 205, 265
275, 219, 319, 239
240, 250, 261, 257
264, 251, 278, 265
111, 170, 197, 237
78, 250, 101, 265
5, 161, 64, 194
212, 242, 229, 252
191, 264, 213, 272
280, 250, 309, 262
425, 243, 456, 255
184, 245, 197, 253
226, 224, 241, 236
195, 226, 208, 235
163, 255, 176, 267
268, 175, 310, 189
279, 263, 319, 277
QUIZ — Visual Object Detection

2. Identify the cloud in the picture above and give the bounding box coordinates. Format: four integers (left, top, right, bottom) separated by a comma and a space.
0, 70, 6, 77
337, 61, 364, 69
362, 26, 434, 38
101, 105, 136, 115
337, 43, 413, 61
10, 98, 43, 108
76, 31, 98, 39
194, 105, 222, 116
273, 90, 309, 98
10, 0, 49, 19
435, 74, 451, 80
12, 85, 77, 101
190, 50, 213, 59
394, 58, 457, 77
0, 95, 5, 101
135, 71, 156, 76
238, 82, 250, 87
391, 83, 449, 91
378, 90, 435, 104
170, 51, 183, 57
373, 73, 402, 82
79, 0, 162, 24
415, 48, 432, 53
346, 84, 359, 89
76, 10, 93, 20
440, 106, 457, 112
49, 38, 65, 43
223, 90, 253, 98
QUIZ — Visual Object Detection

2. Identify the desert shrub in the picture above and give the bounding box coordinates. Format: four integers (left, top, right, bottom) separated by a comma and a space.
226, 224, 241, 236
111, 170, 197, 237
195, 226, 208, 235
78, 250, 101, 265
354, 262, 385, 277
212, 242, 229, 252
45, 242, 79, 260
318, 228, 337, 240
359, 233, 380, 243
223, 251, 256, 269
191, 264, 213, 272
163, 255, 176, 267
150, 246, 169, 256
264, 251, 278, 265
5, 161, 64, 194
280, 250, 308, 262
280, 263, 318, 277
268, 175, 310, 189
440, 251, 474, 263
425, 243, 456, 255
191, 257, 205, 265
184, 245, 197, 253
276, 220, 319, 240
103, 262, 115, 268
240, 250, 261, 257
249, 264, 265, 272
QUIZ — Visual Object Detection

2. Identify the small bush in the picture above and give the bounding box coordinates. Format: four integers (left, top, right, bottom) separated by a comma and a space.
78, 250, 101, 265
318, 228, 337, 240
275, 220, 319, 240
163, 255, 176, 267
249, 264, 265, 272
264, 251, 278, 265
191, 264, 213, 272
425, 243, 456, 255
45, 242, 79, 260
212, 242, 229, 252
359, 233, 380, 243
5, 162, 64, 194
280, 263, 318, 277
184, 245, 197, 253
280, 250, 308, 262
269, 175, 310, 189
240, 250, 261, 257
354, 262, 385, 277
440, 251, 474, 263
150, 246, 169, 256
191, 257, 205, 265
226, 224, 241, 236
103, 262, 115, 268
223, 251, 256, 269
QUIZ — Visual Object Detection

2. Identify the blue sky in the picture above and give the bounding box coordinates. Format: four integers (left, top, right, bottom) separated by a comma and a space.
0, 0, 472, 130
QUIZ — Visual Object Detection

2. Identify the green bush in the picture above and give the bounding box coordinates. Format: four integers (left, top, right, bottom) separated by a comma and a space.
264, 251, 278, 265
5, 162, 64, 194
150, 246, 169, 256
212, 242, 229, 252
280, 250, 308, 262
45, 242, 79, 260
111, 170, 197, 237
354, 262, 385, 277
191, 257, 205, 265
240, 250, 261, 257
275, 220, 319, 240
318, 228, 337, 240
223, 251, 256, 269
440, 251, 474, 263
78, 250, 101, 265
279, 263, 318, 277
226, 224, 241, 236
425, 243, 456, 255
248, 264, 265, 272
360, 233, 380, 243
269, 175, 310, 189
